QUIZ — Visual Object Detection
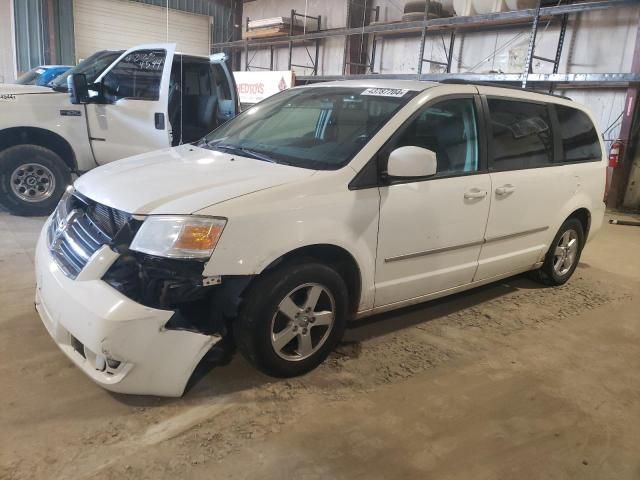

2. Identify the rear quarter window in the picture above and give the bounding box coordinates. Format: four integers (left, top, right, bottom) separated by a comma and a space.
555, 105, 602, 162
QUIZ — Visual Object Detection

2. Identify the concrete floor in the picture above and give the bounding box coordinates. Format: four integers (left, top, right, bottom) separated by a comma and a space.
1, 210, 640, 480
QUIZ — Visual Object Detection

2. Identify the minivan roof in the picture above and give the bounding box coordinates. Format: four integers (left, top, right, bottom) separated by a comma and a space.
301, 78, 580, 108
440, 78, 571, 100
299, 78, 572, 103
303, 79, 439, 92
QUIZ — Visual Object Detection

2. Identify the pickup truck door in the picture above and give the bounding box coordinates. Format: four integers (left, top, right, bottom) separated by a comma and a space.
86, 43, 176, 165
210, 52, 240, 122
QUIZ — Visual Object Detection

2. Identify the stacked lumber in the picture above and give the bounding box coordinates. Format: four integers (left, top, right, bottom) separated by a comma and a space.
244, 16, 319, 40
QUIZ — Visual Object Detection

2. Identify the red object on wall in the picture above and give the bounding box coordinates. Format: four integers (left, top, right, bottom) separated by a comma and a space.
609, 140, 623, 168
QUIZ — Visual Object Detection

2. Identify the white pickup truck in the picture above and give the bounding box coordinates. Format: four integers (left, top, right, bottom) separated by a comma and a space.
0, 43, 239, 215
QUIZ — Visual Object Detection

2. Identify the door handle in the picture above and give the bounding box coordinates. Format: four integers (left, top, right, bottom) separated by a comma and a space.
154, 112, 165, 130
495, 184, 516, 196
464, 188, 488, 199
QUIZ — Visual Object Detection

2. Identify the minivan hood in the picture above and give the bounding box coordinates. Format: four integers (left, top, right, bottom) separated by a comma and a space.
74, 144, 316, 215
0, 83, 54, 95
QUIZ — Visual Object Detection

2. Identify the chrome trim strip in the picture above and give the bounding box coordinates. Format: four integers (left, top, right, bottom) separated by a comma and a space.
484, 226, 549, 243
71, 218, 102, 246
384, 240, 485, 263
384, 226, 549, 263
61, 229, 90, 261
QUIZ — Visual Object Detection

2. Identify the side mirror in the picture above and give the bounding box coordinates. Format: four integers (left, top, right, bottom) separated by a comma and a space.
67, 73, 89, 104
387, 146, 437, 179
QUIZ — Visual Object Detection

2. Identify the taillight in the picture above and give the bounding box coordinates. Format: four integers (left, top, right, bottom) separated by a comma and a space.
609, 140, 623, 168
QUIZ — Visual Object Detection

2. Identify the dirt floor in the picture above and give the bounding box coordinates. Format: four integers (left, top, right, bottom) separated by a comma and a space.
1, 209, 640, 480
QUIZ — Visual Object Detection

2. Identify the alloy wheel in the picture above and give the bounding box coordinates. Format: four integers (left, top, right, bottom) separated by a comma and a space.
270, 283, 336, 361
553, 228, 579, 276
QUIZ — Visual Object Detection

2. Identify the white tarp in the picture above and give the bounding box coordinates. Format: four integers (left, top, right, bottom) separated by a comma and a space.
233, 70, 295, 105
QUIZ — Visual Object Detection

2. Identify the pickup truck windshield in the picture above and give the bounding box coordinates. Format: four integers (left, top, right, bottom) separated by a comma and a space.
50, 50, 123, 90
202, 86, 417, 170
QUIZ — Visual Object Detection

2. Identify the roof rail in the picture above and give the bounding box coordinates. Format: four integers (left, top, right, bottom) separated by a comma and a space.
439, 79, 572, 101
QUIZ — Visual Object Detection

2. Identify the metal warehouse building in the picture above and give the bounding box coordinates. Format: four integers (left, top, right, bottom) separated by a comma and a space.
0, 0, 235, 78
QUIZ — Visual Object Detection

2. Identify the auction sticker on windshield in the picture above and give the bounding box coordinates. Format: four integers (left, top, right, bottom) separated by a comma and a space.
361, 88, 409, 97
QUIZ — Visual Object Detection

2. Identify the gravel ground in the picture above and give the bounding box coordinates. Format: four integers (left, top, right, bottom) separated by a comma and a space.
1, 211, 639, 480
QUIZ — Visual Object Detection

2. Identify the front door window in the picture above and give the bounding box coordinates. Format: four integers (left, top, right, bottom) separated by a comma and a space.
394, 98, 479, 177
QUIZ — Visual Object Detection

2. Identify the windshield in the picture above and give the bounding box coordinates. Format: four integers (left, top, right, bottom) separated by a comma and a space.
201, 86, 417, 170
50, 50, 123, 90
15, 68, 45, 85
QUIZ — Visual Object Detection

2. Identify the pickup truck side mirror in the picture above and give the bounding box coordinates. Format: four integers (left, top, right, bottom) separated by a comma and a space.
387, 146, 438, 179
68, 73, 89, 104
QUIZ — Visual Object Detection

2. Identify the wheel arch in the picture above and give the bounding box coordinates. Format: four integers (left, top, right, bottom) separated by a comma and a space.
567, 207, 591, 242
261, 244, 363, 315
0, 127, 77, 172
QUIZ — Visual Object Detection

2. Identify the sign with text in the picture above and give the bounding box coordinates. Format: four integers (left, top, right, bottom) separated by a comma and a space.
233, 70, 294, 105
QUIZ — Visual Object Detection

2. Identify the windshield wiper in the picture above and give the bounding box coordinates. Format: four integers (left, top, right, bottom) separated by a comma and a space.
209, 143, 276, 163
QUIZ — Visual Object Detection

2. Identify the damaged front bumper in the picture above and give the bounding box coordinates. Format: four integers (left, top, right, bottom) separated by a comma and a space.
34, 222, 221, 397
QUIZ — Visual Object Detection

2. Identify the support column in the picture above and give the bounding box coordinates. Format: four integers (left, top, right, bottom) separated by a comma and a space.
607, 22, 640, 209
45, 0, 57, 65
232, 0, 243, 71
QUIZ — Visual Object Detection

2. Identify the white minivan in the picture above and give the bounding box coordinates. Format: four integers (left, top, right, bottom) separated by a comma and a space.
35, 80, 606, 396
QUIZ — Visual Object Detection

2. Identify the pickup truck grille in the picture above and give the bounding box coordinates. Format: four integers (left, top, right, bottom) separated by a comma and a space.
48, 192, 131, 279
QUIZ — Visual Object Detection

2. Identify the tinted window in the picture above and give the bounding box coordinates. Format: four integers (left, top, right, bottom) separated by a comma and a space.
395, 98, 479, 176
556, 105, 601, 162
102, 49, 166, 101
488, 99, 553, 170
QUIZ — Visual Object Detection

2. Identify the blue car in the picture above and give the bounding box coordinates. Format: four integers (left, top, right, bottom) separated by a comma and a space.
15, 65, 72, 87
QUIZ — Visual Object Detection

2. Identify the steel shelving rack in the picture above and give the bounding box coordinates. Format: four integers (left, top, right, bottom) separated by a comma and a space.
241, 10, 323, 74
212, 0, 640, 89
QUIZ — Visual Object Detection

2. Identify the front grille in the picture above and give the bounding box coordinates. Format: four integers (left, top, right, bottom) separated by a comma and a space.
48, 192, 131, 279
88, 202, 130, 237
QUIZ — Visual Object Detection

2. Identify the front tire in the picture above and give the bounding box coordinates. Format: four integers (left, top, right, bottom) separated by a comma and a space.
234, 261, 349, 377
0, 144, 71, 216
532, 218, 584, 286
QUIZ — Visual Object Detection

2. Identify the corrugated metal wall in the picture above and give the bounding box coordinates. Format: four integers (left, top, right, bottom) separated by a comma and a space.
0, 0, 16, 82
13, 0, 234, 72
13, 0, 46, 72
54, 0, 75, 66
14, 0, 76, 71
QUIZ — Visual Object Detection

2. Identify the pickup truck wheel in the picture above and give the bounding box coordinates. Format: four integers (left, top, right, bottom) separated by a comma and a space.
531, 218, 584, 286
0, 145, 71, 216
234, 261, 348, 377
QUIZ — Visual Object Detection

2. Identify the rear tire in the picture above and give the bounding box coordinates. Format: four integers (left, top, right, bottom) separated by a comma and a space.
234, 261, 349, 377
531, 218, 584, 286
0, 144, 71, 216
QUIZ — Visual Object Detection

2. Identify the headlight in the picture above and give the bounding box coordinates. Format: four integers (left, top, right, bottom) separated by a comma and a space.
54, 186, 74, 220
130, 216, 227, 259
